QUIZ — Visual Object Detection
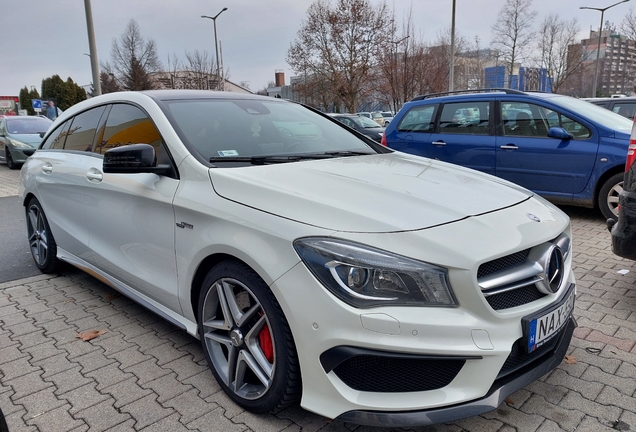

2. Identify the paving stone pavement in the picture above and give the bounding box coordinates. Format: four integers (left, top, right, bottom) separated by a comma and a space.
1, 163, 635, 431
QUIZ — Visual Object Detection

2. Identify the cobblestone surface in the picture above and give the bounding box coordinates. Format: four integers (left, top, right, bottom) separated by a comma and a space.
1, 163, 635, 431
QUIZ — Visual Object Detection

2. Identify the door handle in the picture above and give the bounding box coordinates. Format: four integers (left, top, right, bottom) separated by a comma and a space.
42, 164, 53, 174
432, 141, 447, 146
500, 144, 519, 150
86, 171, 103, 182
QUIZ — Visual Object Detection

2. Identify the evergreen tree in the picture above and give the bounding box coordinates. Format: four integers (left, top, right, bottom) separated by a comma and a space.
41, 75, 87, 110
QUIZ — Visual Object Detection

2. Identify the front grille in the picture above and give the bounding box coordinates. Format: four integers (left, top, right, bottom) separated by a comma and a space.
486, 284, 547, 310
478, 249, 529, 278
23, 149, 36, 156
333, 355, 465, 393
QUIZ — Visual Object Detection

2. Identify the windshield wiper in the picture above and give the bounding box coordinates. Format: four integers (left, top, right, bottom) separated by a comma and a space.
209, 154, 335, 165
209, 151, 374, 165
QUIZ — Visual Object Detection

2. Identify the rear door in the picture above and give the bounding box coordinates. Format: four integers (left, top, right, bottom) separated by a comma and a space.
427, 100, 495, 175
495, 100, 599, 194
387, 104, 437, 157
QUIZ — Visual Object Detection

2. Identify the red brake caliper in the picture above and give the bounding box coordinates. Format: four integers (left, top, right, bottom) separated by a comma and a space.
258, 322, 274, 363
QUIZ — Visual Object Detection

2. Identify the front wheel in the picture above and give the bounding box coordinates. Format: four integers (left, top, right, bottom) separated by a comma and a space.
598, 173, 624, 220
26, 197, 61, 273
6, 149, 18, 170
198, 260, 300, 413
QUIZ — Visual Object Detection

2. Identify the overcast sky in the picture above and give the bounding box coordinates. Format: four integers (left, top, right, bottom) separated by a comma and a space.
1, 0, 633, 96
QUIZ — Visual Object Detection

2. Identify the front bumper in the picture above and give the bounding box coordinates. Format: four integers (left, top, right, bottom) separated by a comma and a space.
336, 316, 576, 427
8, 146, 36, 164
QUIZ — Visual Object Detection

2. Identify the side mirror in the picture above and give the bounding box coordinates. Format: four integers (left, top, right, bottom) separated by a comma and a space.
103, 143, 170, 174
547, 127, 573, 140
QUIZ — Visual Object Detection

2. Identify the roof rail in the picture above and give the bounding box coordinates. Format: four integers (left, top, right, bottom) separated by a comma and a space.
411, 88, 526, 101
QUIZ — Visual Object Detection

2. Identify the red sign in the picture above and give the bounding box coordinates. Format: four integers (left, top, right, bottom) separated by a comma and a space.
0, 96, 19, 115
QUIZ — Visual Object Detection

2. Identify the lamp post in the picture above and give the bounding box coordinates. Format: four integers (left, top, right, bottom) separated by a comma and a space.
449, 0, 456, 92
83, 0, 101, 95
580, 0, 630, 97
389, 36, 409, 113
201, 7, 228, 91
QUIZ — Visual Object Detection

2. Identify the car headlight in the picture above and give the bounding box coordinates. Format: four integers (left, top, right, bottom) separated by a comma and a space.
293, 237, 457, 308
9, 139, 33, 149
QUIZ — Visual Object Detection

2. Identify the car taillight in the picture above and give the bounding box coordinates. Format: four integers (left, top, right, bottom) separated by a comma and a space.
627, 140, 636, 172
381, 132, 387, 146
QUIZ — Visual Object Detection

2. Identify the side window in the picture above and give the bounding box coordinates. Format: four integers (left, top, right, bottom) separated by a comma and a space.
502, 102, 554, 137
439, 102, 489, 135
397, 105, 437, 132
613, 103, 636, 119
98, 104, 163, 155
41, 121, 72, 150
63, 106, 106, 152
561, 114, 591, 139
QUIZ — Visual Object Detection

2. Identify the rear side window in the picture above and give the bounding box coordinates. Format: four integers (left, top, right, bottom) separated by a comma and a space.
397, 105, 437, 132
613, 103, 636, 119
63, 106, 107, 152
97, 104, 163, 155
439, 102, 489, 135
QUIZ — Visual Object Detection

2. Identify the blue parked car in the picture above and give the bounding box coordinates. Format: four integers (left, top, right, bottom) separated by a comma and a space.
382, 89, 633, 219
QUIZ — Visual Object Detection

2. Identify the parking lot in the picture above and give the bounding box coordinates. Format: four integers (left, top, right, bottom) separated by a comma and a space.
1, 163, 635, 432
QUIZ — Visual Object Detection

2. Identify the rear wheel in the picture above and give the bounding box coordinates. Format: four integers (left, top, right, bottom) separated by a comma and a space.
198, 260, 300, 413
26, 198, 61, 273
6, 149, 17, 170
598, 173, 624, 220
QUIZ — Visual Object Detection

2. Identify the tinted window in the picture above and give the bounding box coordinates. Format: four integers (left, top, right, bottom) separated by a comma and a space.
98, 104, 162, 155
503, 102, 591, 140
42, 121, 72, 150
439, 102, 489, 135
397, 105, 437, 132
63, 106, 106, 152
613, 103, 636, 119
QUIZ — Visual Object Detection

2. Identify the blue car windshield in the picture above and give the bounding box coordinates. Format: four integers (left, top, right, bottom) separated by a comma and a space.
550, 95, 633, 133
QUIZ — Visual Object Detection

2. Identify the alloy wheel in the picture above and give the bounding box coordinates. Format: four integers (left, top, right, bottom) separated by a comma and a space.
201, 277, 275, 400
27, 203, 50, 267
607, 181, 623, 217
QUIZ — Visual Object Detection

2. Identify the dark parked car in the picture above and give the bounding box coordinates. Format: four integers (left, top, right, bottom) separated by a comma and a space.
382, 89, 633, 220
585, 97, 636, 120
609, 116, 636, 259
327, 113, 385, 142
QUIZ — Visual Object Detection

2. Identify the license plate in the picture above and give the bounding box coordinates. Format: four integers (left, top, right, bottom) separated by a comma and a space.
525, 287, 575, 353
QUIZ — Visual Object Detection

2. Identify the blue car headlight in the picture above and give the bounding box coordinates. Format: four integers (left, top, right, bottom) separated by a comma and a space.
293, 237, 457, 308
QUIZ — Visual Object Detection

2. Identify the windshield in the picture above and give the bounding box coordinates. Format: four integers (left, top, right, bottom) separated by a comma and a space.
165, 99, 376, 161
550, 95, 633, 133
6, 117, 52, 134
352, 115, 383, 128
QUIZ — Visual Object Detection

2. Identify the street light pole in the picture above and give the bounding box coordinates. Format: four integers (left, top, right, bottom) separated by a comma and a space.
201, 7, 228, 91
449, 0, 456, 92
389, 36, 409, 113
84, 0, 101, 96
580, 0, 630, 97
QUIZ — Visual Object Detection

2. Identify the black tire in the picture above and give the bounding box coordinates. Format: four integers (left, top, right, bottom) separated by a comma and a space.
0, 407, 8, 432
198, 260, 301, 413
6, 149, 18, 170
598, 173, 624, 220
26, 197, 61, 273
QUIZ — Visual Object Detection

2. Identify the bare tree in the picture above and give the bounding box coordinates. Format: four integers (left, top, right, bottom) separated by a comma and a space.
377, 8, 432, 111
287, 0, 393, 113
103, 20, 162, 91
491, 0, 537, 88
536, 14, 583, 93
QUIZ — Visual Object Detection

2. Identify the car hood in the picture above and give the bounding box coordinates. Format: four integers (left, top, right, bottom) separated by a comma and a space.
8, 133, 42, 148
209, 153, 533, 233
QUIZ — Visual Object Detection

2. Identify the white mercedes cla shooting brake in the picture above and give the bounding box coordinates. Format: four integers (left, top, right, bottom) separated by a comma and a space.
19, 90, 576, 427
